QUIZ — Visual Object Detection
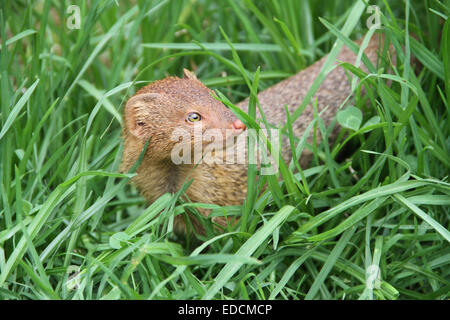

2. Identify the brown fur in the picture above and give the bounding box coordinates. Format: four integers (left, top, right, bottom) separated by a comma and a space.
121, 35, 388, 234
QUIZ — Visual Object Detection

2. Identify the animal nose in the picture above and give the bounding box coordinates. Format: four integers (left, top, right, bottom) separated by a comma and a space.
232, 119, 246, 131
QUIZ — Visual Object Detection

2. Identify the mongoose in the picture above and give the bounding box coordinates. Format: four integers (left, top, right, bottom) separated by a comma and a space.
120, 34, 387, 234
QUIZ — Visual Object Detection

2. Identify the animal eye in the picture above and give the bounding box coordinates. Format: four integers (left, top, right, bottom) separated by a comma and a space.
186, 112, 202, 123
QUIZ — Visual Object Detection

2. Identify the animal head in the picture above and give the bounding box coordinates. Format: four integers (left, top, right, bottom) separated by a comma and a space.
123, 69, 246, 162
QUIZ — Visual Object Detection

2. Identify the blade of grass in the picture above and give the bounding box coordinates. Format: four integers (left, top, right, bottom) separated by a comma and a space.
202, 205, 296, 299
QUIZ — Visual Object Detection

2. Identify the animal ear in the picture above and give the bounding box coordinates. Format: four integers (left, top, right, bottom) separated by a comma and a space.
183, 68, 198, 81
124, 93, 160, 138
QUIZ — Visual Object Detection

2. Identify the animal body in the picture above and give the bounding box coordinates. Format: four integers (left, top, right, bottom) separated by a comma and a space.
120, 34, 387, 233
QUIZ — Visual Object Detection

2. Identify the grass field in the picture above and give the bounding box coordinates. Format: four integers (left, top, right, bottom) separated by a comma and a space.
0, 0, 449, 300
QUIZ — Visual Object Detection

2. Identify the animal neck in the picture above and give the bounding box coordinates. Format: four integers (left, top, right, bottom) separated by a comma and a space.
135, 154, 196, 202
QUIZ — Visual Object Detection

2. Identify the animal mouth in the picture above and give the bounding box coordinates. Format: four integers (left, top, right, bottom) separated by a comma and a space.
200, 128, 246, 155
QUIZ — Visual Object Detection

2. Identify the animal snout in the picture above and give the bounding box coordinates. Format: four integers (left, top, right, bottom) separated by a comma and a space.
231, 119, 246, 131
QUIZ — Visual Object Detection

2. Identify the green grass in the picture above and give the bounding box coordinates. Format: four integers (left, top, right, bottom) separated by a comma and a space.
0, 0, 449, 300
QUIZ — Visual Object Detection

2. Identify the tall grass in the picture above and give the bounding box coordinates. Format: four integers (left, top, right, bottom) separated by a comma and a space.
0, 0, 449, 300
